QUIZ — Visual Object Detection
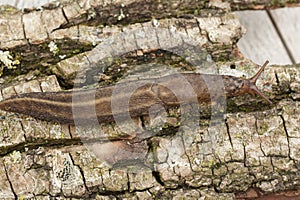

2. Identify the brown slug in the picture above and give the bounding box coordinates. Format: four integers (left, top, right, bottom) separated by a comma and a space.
0, 61, 272, 125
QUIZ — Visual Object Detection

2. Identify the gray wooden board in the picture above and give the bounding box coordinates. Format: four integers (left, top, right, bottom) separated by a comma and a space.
0, 0, 54, 9
270, 7, 300, 64
235, 10, 292, 65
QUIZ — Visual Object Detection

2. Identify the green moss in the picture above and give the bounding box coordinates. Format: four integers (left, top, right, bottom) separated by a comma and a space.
268, 0, 288, 7
235, 133, 243, 139
257, 122, 269, 134
212, 161, 222, 169
0, 38, 94, 87
93, 49, 199, 88
0, 5, 19, 14
226, 97, 274, 114
0, 138, 82, 157
201, 159, 215, 168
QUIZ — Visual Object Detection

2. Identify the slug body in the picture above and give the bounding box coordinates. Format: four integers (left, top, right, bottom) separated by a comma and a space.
0, 61, 271, 125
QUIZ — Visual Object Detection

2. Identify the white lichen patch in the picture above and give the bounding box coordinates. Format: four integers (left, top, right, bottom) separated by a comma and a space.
87, 8, 97, 20
48, 41, 59, 55
0, 50, 19, 76
10, 150, 22, 163
152, 18, 160, 27
58, 54, 66, 59
117, 8, 126, 21
0, 50, 15, 69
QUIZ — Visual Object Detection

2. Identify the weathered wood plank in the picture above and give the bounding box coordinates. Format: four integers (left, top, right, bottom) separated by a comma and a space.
235, 10, 292, 65
270, 7, 300, 64
0, 0, 54, 9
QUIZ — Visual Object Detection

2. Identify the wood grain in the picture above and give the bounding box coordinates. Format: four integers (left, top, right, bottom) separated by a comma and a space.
270, 7, 300, 64
235, 10, 292, 65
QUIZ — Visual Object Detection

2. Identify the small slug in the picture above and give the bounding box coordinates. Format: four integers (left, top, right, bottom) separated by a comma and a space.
0, 61, 272, 125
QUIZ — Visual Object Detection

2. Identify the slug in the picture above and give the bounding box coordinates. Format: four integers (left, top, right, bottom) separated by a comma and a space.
0, 61, 272, 125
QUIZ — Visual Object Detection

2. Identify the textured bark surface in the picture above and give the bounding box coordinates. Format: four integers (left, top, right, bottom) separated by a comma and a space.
0, 0, 299, 199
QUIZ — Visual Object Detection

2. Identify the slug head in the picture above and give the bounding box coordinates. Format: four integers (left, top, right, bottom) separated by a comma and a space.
232, 60, 272, 104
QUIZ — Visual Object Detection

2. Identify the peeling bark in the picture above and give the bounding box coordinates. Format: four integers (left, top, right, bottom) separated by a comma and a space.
0, 0, 299, 199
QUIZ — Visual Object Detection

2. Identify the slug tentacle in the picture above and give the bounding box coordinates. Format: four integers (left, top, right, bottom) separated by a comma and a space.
250, 60, 269, 84
248, 60, 272, 104
249, 84, 272, 104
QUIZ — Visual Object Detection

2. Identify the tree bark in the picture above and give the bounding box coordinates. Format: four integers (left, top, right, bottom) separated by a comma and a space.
0, 0, 299, 199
